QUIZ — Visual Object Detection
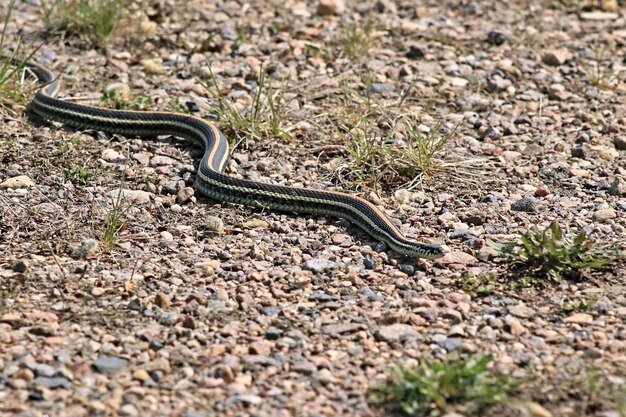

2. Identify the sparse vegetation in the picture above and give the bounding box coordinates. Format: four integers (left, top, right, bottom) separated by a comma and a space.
337, 20, 378, 61
369, 354, 514, 416
199, 65, 292, 143
63, 165, 93, 185
101, 189, 125, 246
488, 221, 622, 282
40, 0, 132, 47
582, 40, 615, 88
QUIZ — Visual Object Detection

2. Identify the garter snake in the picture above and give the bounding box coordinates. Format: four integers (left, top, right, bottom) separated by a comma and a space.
15, 58, 444, 259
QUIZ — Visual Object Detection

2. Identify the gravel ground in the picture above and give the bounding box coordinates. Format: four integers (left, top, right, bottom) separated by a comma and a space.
1, 1, 625, 416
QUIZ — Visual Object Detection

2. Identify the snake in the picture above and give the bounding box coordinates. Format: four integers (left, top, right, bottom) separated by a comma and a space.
13, 57, 444, 259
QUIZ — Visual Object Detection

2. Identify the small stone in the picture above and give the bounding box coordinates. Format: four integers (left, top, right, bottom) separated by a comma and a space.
145, 357, 171, 373
93, 356, 128, 374
564, 313, 593, 324
394, 189, 411, 204
369, 83, 396, 94
304, 258, 336, 273
101, 148, 125, 162
150, 155, 177, 166
542, 49, 571, 66
526, 402, 553, 417
0, 175, 35, 189
91, 287, 105, 297
132, 369, 151, 382
205, 216, 224, 233
504, 315, 526, 335
608, 177, 626, 196
486, 30, 507, 46
176, 187, 194, 204
406, 44, 425, 59
511, 197, 537, 212
579, 11, 618, 20
249, 341, 272, 356
592, 209, 616, 223
182, 315, 197, 329
613, 136, 626, 151
33, 376, 71, 389
439, 251, 478, 266
139, 20, 158, 37
109, 189, 152, 205
12, 259, 28, 273
321, 322, 367, 335
292, 360, 317, 375
226, 394, 262, 406
119, 404, 139, 417
508, 304, 536, 319
142, 59, 165, 74
155, 293, 170, 309
375, 324, 418, 342
317, 0, 345, 15
242, 219, 269, 228
104, 83, 132, 101
570, 168, 592, 177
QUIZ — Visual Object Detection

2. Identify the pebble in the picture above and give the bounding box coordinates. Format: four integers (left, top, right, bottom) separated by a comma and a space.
101, 148, 125, 162
608, 176, 626, 196
304, 258, 336, 273
394, 189, 411, 204
486, 30, 507, 45
226, 394, 262, 405
317, 0, 345, 15
176, 187, 194, 204
508, 304, 536, 319
375, 324, 419, 342
526, 402, 553, 417
614, 136, 626, 151
592, 209, 616, 223
564, 313, 593, 324
321, 323, 367, 335
369, 83, 396, 93
142, 59, 165, 74
12, 259, 28, 273
33, 376, 71, 389
511, 197, 538, 212
104, 83, 131, 100
205, 216, 224, 233
542, 49, 571, 66
0, 175, 35, 189
439, 251, 478, 266
109, 189, 152, 205
93, 356, 128, 374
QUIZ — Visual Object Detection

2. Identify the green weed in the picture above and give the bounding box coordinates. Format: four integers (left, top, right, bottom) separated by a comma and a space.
369, 354, 514, 416
63, 165, 92, 185
582, 40, 615, 88
199, 65, 292, 142
41, 0, 131, 47
101, 90, 130, 110
460, 273, 496, 296
488, 221, 622, 282
101, 189, 124, 246
338, 20, 377, 61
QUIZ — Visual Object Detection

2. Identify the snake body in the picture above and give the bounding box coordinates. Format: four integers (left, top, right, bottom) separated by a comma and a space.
20, 59, 444, 259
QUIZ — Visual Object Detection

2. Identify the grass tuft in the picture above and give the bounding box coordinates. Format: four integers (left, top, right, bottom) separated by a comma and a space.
488, 221, 622, 282
101, 190, 124, 246
199, 65, 292, 143
369, 354, 514, 416
40, 0, 132, 47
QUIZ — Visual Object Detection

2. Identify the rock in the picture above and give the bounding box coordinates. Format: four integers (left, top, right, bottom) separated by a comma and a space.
375, 324, 418, 342
508, 304, 536, 318
592, 209, 616, 223
33, 376, 71, 389
139, 20, 158, 37
526, 402, 553, 417
142, 59, 165, 74
321, 322, 367, 335
304, 258, 336, 273
132, 369, 151, 382
0, 175, 35, 189
150, 155, 177, 166
406, 44, 425, 59
93, 356, 128, 374
155, 293, 170, 309
90, 287, 105, 297
486, 30, 507, 45
176, 187, 194, 204
101, 148, 125, 162
504, 315, 526, 335
104, 83, 132, 100
205, 216, 224, 233
145, 357, 171, 373
542, 49, 571, 66
317, 0, 345, 15
394, 189, 411, 204
12, 259, 28, 273
242, 219, 269, 228
72, 238, 100, 259
579, 11, 618, 20
439, 251, 478, 266
108, 189, 152, 205
226, 394, 262, 405
614, 136, 626, 150
511, 197, 538, 212
369, 83, 396, 94
564, 313, 593, 324
608, 177, 626, 196
292, 360, 316, 375
182, 316, 197, 329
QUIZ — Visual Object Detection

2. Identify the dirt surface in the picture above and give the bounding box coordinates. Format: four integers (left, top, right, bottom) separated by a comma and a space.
1, 1, 625, 416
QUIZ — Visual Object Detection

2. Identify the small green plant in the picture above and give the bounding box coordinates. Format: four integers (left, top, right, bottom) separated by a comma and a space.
369, 354, 514, 416
101, 90, 130, 110
199, 65, 292, 142
582, 40, 615, 88
338, 20, 377, 61
41, 0, 131, 47
63, 166, 92, 185
562, 299, 592, 312
488, 221, 622, 282
101, 189, 124, 246
461, 273, 496, 296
